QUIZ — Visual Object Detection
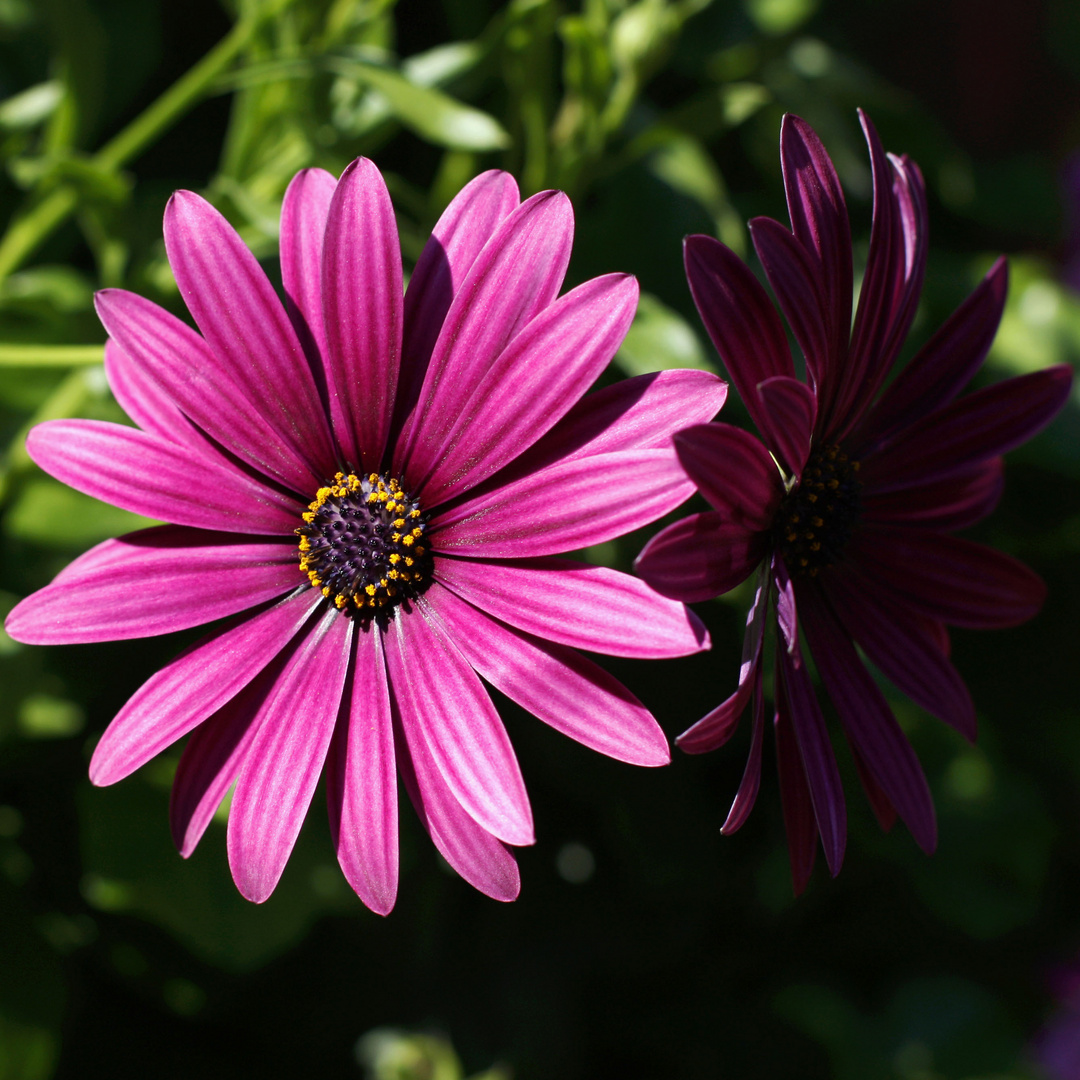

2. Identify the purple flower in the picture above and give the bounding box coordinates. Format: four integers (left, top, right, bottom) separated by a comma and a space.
635, 111, 1073, 892
6, 160, 720, 911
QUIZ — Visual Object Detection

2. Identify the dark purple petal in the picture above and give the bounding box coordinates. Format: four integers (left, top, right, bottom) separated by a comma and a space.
850, 742, 898, 832
432, 450, 695, 558
423, 582, 669, 767
857, 258, 1009, 448
755, 375, 816, 477
773, 696, 818, 895
721, 667, 766, 834
228, 609, 353, 902
394, 190, 573, 477
683, 233, 795, 443
777, 635, 846, 876
824, 567, 977, 740
326, 627, 398, 915
392, 714, 520, 902
779, 113, 853, 413
321, 157, 403, 469
433, 554, 708, 659
89, 589, 322, 786
634, 511, 765, 603
26, 420, 300, 535
673, 423, 783, 531
845, 529, 1047, 629
415, 274, 639, 504
163, 190, 335, 479
385, 602, 533, 846
861, 366, 1073, 492
862, 458, 1004, 532
398, 170, 520, 427
798, 585, 937, 853
749, 216, 829, 390
280, 167, 337, 375
773, 553, 798, 656
6, 526, 296, 644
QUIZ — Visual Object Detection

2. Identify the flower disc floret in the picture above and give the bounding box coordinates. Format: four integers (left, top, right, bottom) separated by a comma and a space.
296, 471, 431, 616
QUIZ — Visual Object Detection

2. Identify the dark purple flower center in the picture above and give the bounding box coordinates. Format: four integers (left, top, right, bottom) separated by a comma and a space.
774, 444, 861, 577
296, 472, 432, 617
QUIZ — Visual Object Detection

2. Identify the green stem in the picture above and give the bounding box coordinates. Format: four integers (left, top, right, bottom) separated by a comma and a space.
0, 0, 293, 284
0, 344, 104, 366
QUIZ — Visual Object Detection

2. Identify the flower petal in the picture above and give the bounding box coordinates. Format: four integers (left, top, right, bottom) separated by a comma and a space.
27, 419, 301, 534
755, 375, 816, 477
228, 608, 353, 903
673, 423, 783, 530
89, 589, 322, 786
395, 190, 574, 476
321, 158, 403, 468
104, 339, 198, 446
384, 601, 534, 846
6, 526, 296, 644
721, 668, 766, 834
634, 511, 765, 603
416, 274, 639, 503
862, 458, 1004, 532
846, 528, 1047, 628
773, 697, 818, 895
164, 190, 335, 480
326, 626, 398, 916
432, 450, 695, 558
798, 585, 937, 853
423, 581, 669, 767
433, 553, 707, 659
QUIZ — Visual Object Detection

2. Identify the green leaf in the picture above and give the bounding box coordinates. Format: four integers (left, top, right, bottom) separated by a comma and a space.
0, 82, 64, 132
614, 291, 715, 376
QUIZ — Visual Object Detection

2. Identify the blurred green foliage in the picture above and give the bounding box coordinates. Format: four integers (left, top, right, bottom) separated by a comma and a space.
0, 0, 1078, 1077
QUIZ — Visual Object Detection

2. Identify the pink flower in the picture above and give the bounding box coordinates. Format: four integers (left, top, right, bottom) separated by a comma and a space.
635, 112, 1073, 892
6, 161, 719, 911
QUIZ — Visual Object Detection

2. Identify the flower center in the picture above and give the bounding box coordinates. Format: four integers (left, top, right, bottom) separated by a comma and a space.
296, 472, 432, 616
774, 445, 861, 577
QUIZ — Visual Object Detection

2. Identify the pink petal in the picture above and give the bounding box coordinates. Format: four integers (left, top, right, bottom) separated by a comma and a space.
228, 608, 353, 903
163, 190, 335, 480
432, 450, 695, 558
394, 190, 574, 476
634, 511, 765, 603
326, 627, 398, 915
415, 274, 639, 504
423, 581, 669, 767
384, 602, 534, 846
673, 423, 783, 530
321, 158, 403, 469
433, 554, 707, 658
104, 339, 199, 447
6, 526, 296, 644
89, 589, 322, 786
27, 419, 301, 535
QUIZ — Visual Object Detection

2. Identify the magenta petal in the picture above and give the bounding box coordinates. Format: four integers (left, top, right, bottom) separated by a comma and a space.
163, 190, 335, 479
683, 233, 795, 441
384, 602, 533, 846
433, 449, 695, 558
228, 609, 353, 903
846, 529, 1047, 629
398, 170, 520, 422
104, 339, 197, 447
798, 587, 937, 853
321, 158, 403, 468
773, 554, 798, 656
433, 554, 707, 659
773, 697, 818, 895
634, 512, 765, 603
392, 716, 520, 902
27, 419, 300, 535
417, 274, 639, 503
756, 375, 816, 477
673, 423, 782, 530
676, 568, 767, 753
395, 190, 574, 476
862, 458, 1004, 532
825, 568, 977, 740
862, 366, 1073, 492
89, 589, 322, 786
326, 627, 398, 915
280, 167, 337, 373
6, 526, 296, 644
777, 636, 846, 876
423, 582, 669, 767
721, 667, 766, 834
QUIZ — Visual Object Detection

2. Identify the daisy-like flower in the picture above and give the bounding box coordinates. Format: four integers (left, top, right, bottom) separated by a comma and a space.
635, 111, 1073, 892
6, 161, 721, 911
